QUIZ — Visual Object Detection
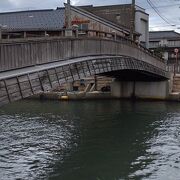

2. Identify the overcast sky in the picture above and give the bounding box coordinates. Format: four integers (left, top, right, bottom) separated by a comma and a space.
0, 0, 180, 32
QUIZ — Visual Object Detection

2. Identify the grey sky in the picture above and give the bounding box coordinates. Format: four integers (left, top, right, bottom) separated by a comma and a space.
0, 0, 180, 32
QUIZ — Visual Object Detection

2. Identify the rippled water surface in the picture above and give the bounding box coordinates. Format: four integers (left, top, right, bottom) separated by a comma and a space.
0, 100, 180, 180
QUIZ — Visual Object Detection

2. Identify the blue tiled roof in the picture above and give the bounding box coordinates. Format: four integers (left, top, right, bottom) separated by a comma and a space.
0, 8, 65, 31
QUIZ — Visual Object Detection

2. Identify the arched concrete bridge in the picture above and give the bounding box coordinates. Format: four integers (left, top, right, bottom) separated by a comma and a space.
0, 36, 169, 106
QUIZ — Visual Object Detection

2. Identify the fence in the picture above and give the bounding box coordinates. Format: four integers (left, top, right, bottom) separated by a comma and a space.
0, 28, 163, 61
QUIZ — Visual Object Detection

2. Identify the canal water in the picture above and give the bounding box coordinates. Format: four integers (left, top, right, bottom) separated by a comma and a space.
0, 100, 180, 180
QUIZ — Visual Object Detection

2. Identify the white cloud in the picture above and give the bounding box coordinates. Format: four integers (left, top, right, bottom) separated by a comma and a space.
8, 0, 20, 6
71, 0, 80, 5
0, 0, 179, 33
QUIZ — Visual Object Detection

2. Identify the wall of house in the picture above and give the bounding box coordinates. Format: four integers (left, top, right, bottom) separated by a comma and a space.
70, 8, 127, 37
80, 4, 132, 29
72, 5, 149, 48
149, 39, 180, 64
135, 8, 149, 48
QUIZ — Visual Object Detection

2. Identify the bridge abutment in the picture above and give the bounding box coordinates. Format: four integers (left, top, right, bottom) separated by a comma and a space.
111, 80, 170, 100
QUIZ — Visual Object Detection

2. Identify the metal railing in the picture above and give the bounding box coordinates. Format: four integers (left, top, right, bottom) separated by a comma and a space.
167, 64, 180, 74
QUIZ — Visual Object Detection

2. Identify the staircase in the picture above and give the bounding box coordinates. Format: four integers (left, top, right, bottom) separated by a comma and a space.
84, 83, 95, 92
172, 75, 180, 92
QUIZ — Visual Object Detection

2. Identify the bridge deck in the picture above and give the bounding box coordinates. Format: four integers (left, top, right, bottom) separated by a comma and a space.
0, 36, 169, 106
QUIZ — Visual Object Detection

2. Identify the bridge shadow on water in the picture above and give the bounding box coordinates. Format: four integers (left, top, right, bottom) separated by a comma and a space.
1, 100, 180, 180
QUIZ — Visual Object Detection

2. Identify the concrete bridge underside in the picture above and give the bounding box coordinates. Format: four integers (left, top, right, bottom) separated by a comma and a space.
0, 55, 169, 106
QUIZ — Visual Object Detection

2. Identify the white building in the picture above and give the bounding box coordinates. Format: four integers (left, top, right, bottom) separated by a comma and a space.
135, 5, 149, 48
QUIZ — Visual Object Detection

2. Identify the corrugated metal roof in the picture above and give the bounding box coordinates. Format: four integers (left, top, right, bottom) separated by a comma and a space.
149, 31, 180, 40
0, 8, 65, 31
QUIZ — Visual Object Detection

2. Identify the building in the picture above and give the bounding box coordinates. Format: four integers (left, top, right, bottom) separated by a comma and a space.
79, 4, 149, 47
0, 3, 150, 92
0, 3, 149, 48
135, 6, 149, 48
65, 5, 130, 38
0, 8, 65, 38
0, 5, 131, 39
149, 31, 180, 64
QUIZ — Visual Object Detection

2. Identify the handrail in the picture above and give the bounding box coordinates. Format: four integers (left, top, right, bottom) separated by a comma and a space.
167, 64, 180, 74
0, 28, 164, 62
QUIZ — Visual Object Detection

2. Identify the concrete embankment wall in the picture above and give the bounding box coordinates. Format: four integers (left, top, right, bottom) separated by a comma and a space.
111, 80, 170, 100
34, 80, 170, 101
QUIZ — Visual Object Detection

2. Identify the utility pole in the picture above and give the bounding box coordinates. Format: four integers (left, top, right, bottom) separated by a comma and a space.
174, 48, 179, 76
130, 0, 135, 41
66, 0, 71, 29
65, 0, 72, 36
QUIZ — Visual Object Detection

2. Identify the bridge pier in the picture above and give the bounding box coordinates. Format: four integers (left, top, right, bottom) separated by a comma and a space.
111, 80, 170, 100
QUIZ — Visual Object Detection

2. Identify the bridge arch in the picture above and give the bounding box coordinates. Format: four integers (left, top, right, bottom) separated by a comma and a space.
0, 35, 170, 106
0, 55, 169, 106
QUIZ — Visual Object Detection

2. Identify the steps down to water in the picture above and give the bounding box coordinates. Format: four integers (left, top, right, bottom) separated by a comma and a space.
173, 74, 180, 92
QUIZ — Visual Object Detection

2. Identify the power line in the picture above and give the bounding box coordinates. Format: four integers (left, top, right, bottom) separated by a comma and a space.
146, 4, 180, 10
146, 0, 174, 25
150, 24, 176, 28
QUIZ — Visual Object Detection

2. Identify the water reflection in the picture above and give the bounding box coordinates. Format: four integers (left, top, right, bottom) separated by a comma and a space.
0, 101, 79, 180
129, 112, 180, 180
0, 100, 180, 180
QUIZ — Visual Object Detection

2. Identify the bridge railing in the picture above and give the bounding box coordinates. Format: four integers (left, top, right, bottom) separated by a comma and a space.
0, 28, 164, 62
167, 64, 180, 74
